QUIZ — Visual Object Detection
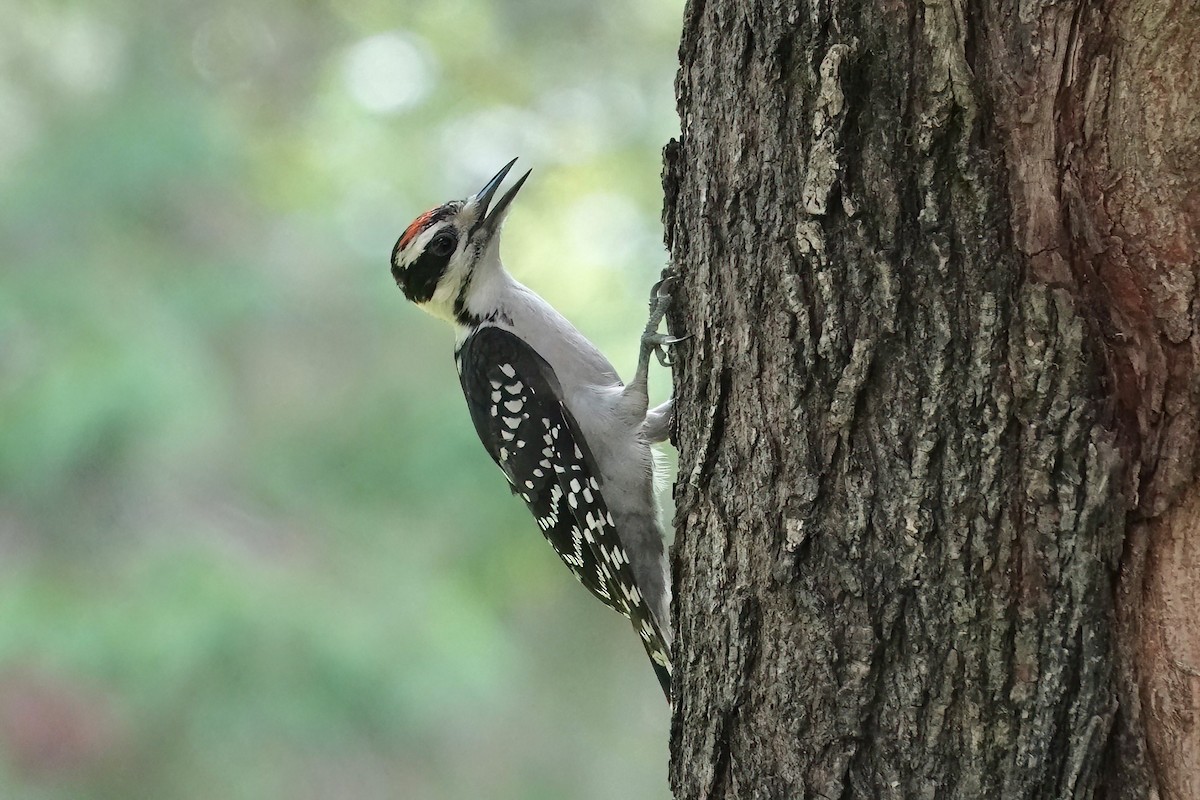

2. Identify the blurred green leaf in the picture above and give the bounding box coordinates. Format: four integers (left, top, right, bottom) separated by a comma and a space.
0, 0, 679, 796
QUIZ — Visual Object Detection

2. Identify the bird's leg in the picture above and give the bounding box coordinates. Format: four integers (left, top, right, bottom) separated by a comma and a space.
642, 398, 674, 444
625, 275, 689, 406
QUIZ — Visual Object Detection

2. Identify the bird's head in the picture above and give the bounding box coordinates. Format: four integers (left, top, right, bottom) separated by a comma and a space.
390, 158, 530, 324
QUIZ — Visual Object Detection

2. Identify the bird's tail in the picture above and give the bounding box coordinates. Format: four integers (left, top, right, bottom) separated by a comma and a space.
610, 507, 673, 701
640, 617, 673, 701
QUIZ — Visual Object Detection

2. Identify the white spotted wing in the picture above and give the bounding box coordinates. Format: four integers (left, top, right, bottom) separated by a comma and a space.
455, 326, 673, 696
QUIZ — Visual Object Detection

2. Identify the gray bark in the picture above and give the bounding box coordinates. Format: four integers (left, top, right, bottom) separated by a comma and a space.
662, 0, 1200, 797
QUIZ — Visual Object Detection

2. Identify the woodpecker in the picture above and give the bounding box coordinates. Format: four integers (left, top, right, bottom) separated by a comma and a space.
389, 159, 681, 698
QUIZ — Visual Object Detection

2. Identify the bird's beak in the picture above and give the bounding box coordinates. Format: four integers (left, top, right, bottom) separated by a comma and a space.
470, 158, 531, 240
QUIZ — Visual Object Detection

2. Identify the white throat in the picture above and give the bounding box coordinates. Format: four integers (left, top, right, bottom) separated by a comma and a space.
452, 243, 515, 339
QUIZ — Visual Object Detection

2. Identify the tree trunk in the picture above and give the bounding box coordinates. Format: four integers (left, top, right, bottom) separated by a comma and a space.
662, 0, 1200, 797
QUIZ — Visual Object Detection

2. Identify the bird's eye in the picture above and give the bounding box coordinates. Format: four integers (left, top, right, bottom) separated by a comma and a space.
430, 233, 457, 257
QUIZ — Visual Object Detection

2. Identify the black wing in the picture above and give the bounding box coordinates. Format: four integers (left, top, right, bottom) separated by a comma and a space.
455, 326, 672, 696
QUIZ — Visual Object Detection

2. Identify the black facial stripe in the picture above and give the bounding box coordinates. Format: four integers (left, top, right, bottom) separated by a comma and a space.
391, 202, 465, 304
400, 245, 453, 303
390, 241, 406, 282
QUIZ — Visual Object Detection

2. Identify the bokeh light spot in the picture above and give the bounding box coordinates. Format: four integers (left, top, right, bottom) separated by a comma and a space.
44, 12, 126, 96
342, 32, 435, 116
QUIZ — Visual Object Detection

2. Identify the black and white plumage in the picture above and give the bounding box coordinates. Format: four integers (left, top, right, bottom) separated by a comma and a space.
390, 160, 676, 698
456, 327, 672, 691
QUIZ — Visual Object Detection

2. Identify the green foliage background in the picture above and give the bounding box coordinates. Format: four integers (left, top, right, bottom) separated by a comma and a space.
0, 0, 681, 796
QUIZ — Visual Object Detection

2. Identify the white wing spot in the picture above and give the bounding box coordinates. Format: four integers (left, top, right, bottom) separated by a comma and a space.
507, 381, 524, 394
500, 364, 516, 378
546, 484, 564, 528
504, 399, 523, 413
572, 527, 584, 555
503, 416, 520, 429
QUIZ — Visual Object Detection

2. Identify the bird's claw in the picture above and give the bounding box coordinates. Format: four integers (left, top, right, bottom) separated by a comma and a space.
643, 332, 692, 368
640, 272, 689, 369
651, 276, 677, 305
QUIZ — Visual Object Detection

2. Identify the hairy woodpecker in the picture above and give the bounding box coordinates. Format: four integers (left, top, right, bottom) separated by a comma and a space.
389, 159, 681, 698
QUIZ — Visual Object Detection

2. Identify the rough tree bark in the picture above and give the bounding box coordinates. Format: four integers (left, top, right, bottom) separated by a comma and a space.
662, 0, 1199, 797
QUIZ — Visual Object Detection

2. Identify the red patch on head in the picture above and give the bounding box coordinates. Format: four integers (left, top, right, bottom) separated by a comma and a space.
399, 209, 437, 251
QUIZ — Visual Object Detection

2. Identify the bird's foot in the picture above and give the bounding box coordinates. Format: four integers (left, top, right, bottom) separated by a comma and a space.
641, 276, 690, 368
